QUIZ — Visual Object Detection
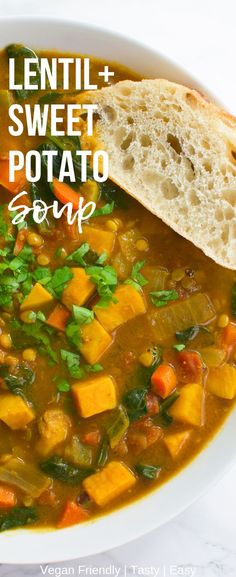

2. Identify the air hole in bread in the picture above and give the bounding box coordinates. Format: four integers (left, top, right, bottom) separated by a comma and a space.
154, 111, 165, 120
161, 180, 179, 200
118, 86, 131, 97
220, 165, 227, 176
115, 127, 127, 146
161, 159, 167, 169
185, 92, 197, 107
190, 191, 200, 206
225, 206, 234, 220
223, 190, 236, 206
171, 104, 182, 113
187, 145, 195, 155
202, 139, 210, 150
140, 135, 152, 147
127, 116, 134, 125
203, 161, 212, 173
137, 103, 147, 112
120, 131, 135, 151
215, 209, 224, 221
221, 225, 229, 243
123, 154, 135, 171
230, 150, 236, 164
142, 170, 161, 190
167, 134, 182, 155
103, 106, 117, 122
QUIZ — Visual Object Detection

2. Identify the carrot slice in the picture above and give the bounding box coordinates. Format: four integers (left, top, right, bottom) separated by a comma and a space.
83, 430, 101, 446
222, 322, 236, 348
47, 303, 71, 331
0, 159, 25, 194
57, 500, 89, 529
13, 229, 28, 256
53, 178, 84, 210
0, 485, 16, 508
151, 364, 177, 399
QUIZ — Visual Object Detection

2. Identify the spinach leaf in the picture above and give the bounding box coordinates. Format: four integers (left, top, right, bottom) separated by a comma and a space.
47, 131, 81, 154
0, 206, 8, 237
129, 346, 162, 390
40, 456, 92, 485
156, 391, 180, 427
0, 506, 38, 532
0, 365, 35, 400
38, 92, 62, 105
135, 464, 161, 480
175, 325, 210, 343
96, 437, 109, 469
231, 282, 236, 316
123, 387, 147, 422
150, 290, 179, 307
100, 179, 129, 209
7, 44, 40, 101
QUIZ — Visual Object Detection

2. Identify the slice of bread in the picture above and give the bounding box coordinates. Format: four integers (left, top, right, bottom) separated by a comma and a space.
84, 79, 236, 270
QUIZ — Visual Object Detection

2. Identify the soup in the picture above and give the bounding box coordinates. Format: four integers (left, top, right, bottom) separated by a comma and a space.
0, 45, 235, 531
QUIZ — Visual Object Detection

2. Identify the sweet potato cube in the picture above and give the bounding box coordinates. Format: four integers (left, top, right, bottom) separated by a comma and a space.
72, 374, 117, 418
169, 383, 204, 426
20, 282, 54, 312
80, 319, 113, 364
164, 430, 191, 458
207, 364, 236, 399
83, 461, 136, 506
94, 284, 146, 332
81, 226, 115, 257
0, 394, 35, 430
62, 268, 95, 310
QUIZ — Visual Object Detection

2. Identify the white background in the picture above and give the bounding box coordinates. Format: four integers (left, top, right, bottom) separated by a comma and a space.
0, 0, 236, 575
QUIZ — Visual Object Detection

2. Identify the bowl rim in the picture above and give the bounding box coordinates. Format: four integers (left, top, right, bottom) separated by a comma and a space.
0, 15, 234, 564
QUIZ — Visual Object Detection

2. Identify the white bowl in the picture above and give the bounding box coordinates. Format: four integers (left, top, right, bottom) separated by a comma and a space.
0, 16, 235, 564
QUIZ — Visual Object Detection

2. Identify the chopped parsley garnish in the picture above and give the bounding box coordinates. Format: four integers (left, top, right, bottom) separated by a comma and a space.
66, 305, 94, 348
87, 265, 117, 308
150, 289, 179, 307
11, 319, 57, 364
60, 350, 82, 379
66, 243, 90, 266
92, 202, 115, 217
55, 378, 71, 393
173, 343, 186, 351
125, 260, 148, 292
66, 243, 107, 267
48, 266, 73, 298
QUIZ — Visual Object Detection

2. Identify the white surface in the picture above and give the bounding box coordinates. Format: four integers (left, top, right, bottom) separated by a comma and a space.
0, 0, 236, 573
